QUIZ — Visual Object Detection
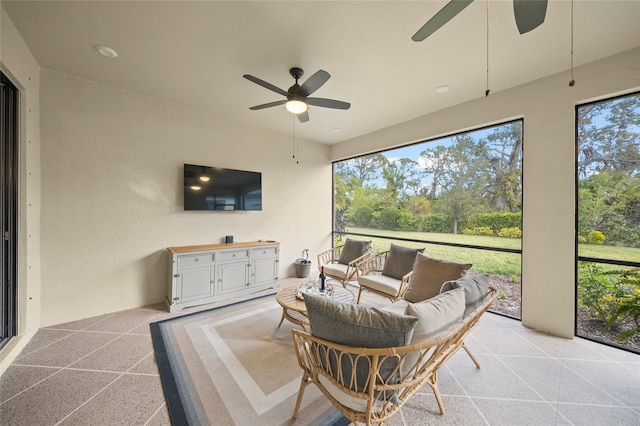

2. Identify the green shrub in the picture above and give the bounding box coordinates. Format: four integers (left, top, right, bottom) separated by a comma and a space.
421, 214, 452, 233
461, 226, 494, 236
466, 212, 522, 234
498, 227, 522, 238
422, 213, 453, 233
578, 263, 640, 342
397, 211, 419, 232
349, 205, 373, 227
577, 235, 587, 244
587, 230, 606, 245
371, 207, 401, 230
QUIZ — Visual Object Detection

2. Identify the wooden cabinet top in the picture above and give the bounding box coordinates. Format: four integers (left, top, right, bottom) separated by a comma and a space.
167, 240, 280, 254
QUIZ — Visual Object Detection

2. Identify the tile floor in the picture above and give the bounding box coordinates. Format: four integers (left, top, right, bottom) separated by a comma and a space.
1, 278, 639, 425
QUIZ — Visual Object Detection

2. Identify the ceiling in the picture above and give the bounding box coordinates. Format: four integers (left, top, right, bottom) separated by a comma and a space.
3, 1, 639, 144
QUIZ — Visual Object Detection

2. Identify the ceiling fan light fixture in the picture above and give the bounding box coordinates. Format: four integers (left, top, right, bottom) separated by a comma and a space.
285, 100, 308, 114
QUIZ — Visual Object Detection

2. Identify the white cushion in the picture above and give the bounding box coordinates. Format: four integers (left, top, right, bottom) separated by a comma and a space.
323, 263, 348, 280
380, 299, 411, 316
358, 274, 402, 297
317, 374, 385, 414
405, 287, 465, 344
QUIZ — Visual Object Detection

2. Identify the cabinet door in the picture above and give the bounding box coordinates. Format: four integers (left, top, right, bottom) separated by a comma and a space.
252, 256, 278, 287
177, 266, 214, 302
218, 261, 249, 294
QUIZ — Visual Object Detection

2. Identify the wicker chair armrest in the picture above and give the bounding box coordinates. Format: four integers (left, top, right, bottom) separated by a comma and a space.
317, 246, 343, 267
396, 270, 414, 299
348, 250, 373, 276
356, 251, 389, 278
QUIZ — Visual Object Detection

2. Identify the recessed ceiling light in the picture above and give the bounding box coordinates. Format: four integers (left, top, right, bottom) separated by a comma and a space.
436, 85, 450, 94
95, 45, 118, 58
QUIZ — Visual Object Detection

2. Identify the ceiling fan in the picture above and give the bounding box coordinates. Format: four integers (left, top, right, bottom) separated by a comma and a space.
412, 0, 548, 42
243, 68, 351, 123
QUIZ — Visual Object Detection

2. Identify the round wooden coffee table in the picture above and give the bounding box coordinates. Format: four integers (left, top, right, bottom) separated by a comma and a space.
276, 285, 354, 331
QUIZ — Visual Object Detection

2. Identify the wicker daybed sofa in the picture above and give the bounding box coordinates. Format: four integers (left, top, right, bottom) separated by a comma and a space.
291, 253, 499, 426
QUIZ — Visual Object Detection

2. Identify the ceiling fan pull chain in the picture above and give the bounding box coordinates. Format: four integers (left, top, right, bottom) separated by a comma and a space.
485, 0, 490, 97
569, 0, 575, 87
292, 114, 299, 164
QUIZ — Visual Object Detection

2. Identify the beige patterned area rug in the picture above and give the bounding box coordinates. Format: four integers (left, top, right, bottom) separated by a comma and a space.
150, 294, 349, 425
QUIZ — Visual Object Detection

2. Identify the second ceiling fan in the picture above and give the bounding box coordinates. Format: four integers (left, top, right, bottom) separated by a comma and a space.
243, 68, 351, 123
412, 0, 548, 42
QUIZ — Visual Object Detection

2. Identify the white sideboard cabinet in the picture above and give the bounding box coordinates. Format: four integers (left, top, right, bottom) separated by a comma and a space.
167, 241, 279, 312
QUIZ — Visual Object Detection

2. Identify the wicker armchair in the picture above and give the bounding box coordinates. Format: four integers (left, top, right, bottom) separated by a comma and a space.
354, 251, 413, 303
291, 287, 499, 425
317, 245, 372, 288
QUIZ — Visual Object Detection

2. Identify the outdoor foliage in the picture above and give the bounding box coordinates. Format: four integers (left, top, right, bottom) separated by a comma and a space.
421, 213, 451, 233
577, 94, 640, 249
587, 230, 606, 245
498, 227, 522, 238
578, 262, 640, 342
465, 212, 522, 234
334, 121, 523, 235
461, 226, 494, 236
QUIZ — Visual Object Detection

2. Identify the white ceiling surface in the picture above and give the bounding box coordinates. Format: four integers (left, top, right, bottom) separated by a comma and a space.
3, 1, 639, 144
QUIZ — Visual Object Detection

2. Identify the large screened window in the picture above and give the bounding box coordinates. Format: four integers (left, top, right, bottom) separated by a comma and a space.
576, 92, 640, 354
334, 120, 523, 319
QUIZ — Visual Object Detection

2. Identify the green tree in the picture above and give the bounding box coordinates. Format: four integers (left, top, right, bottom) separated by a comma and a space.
479, 121, 523, 212
577, 95, 640, 179
381, 158, 418, 204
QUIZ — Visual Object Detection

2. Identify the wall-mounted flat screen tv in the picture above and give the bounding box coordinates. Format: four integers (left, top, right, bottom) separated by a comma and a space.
184, 164, 262, 211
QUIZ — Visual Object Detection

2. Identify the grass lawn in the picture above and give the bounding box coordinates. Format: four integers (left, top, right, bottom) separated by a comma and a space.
577, 244, 640, 263
344, 227, 522, 277
343, 227, 639, 276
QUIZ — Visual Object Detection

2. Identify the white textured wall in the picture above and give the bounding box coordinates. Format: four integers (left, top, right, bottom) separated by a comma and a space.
0, 6, 42, 369
331, 48, 640, 338
39, 71, 332, 326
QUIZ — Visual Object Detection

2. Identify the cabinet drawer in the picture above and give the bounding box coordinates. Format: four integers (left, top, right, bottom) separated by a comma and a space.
252, 247, 278, 259
219, 250, 249, 262
177, 253, 215, 268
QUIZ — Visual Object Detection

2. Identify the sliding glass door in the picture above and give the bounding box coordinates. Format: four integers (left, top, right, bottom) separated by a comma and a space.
0, 72, 19, 346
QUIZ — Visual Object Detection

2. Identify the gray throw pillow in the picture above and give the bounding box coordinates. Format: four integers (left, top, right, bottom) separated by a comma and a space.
403, 253, 472, 303
304, 293, 418, 397
337, 239, 371, 265
441, 274, 490, 317
381, 244, 424, 280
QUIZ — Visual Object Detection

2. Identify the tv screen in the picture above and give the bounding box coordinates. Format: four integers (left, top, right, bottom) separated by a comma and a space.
184, 164, 262, 211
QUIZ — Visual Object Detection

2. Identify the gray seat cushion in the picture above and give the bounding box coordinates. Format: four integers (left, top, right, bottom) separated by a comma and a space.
380, 244, 424, 280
